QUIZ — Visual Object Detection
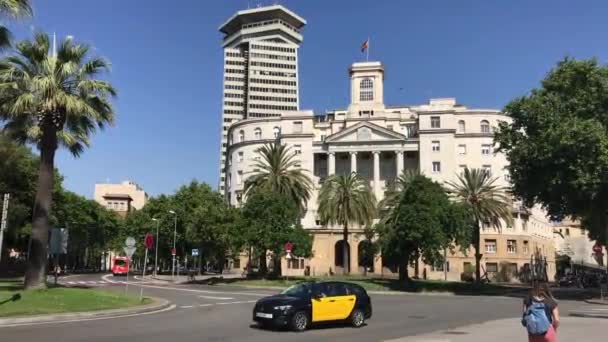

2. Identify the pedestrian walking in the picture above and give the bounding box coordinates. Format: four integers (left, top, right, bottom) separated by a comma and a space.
522, 281, 560, 342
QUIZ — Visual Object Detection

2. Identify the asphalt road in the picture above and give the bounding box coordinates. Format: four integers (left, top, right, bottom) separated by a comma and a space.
1, 274, 587, 342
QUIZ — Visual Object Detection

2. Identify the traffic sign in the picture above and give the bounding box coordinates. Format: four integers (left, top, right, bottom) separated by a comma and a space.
125, 237, 136, 248
285, 241, 293, 253
171, 248, 176, 256
192, 249, 199, 256
124, 246, 136, 258
144, 234, 154, 250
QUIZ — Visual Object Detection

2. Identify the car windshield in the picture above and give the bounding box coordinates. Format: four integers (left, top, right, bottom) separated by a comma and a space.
280, 283, 310, 298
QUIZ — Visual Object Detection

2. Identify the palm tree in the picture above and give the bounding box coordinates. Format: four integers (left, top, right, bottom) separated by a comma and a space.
244, 143, 312, 212
0, 32, 116, 288
378, 169, 420, 224
445, 168, 513, 283
318, 173, 376, 275
0, 0, 32, 48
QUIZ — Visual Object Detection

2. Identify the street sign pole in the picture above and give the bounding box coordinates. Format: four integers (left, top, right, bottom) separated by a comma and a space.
140, 247, 148, 301
124, 237, 136, 296
0, 194, 10, 264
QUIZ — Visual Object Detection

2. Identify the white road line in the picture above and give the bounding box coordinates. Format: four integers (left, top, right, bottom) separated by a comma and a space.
87, 281, 97, 284
0, 304, 177, 328
129, 283, 270, 297
77, 281, 87, 284
180, 305, 194, 309
216, 302, 231, 305
198, 295, 234, 300
590, 308, 608, 311
199, 304, 213, 307
67, 281, 76, 284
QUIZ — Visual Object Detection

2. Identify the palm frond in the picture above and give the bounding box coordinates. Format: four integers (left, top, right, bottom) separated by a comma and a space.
318, 173, 376, 228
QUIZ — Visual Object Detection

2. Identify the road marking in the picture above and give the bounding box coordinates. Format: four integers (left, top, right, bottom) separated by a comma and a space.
180, 305, 194, 309
67, 281, 76, 284
198, 295, 234, 300
127, 283, 270, 297
0, 304, 177, 328
199, 304, 213, 307
590, 308, 608, 311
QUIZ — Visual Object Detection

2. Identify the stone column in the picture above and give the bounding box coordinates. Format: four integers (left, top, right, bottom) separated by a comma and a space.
328, 152, 335, 176
350, 151, 358, 174
373, 151, 381, 195
396, 151, 404, 177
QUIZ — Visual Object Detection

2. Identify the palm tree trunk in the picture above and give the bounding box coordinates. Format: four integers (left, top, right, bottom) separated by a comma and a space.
342, 222, 349, 275
474, 220, 482, 283
258, 252, 267, 276
25, 124, 57, 289
414, 250, 420, 278
398, 260, 409, 283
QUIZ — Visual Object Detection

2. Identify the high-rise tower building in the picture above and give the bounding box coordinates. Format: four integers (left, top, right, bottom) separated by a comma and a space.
217, 5, 306, 193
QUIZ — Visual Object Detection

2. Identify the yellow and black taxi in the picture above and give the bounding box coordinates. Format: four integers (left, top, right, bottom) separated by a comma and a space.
252, 281, 372, 331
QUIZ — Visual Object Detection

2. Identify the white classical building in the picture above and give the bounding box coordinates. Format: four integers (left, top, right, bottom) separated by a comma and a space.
224, 61, 557, 280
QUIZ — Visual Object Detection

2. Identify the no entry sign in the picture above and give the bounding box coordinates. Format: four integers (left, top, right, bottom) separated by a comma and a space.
144, 233, 154, 250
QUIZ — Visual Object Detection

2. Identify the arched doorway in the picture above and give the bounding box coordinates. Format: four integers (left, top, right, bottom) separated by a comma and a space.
334, 240, 350, 273
358, 241, 375, 273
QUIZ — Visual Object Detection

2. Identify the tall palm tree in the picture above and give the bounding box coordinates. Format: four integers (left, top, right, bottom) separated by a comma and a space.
445, 168, 513, 283
0, 0, 32, 48
244, 143, 312, 212
318, 173, 376, 275
378, 169, 420, 224
0, 32, 116, 288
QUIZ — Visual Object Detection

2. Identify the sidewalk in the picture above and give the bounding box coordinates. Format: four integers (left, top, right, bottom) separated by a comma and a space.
388, 317, 605, 341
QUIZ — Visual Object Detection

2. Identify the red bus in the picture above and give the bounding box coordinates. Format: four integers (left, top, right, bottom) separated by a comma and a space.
112, 256, 129, 276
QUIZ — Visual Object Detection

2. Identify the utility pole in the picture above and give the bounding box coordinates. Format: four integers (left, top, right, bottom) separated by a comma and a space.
0, 194, 10, 264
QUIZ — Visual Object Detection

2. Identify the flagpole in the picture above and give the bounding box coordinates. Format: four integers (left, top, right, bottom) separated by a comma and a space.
366, 36, 370, 62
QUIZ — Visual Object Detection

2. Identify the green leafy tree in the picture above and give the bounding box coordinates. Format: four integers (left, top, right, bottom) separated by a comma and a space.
318, 173, 376, 275
495, 58, 608, 249
244, 143, 313, 213
378, 169, 420, 223
0, 0, 32, 48
445, 168, 512, 282
241, 189, 309, 276
378, 175, 472, 282
0, 32, 117, 288
357, 226, 378, 276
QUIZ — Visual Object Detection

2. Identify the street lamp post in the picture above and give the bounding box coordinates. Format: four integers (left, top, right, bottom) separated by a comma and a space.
169, 210, 177, 279
152, 218, 160, 277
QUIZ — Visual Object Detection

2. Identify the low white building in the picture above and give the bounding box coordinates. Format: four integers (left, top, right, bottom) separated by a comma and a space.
224, 61, 556, 280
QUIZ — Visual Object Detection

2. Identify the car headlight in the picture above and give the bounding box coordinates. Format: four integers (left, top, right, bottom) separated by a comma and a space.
273, 305, 292, 311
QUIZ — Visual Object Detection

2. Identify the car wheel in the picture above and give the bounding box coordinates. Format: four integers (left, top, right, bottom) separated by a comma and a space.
290, 311, 309, 332
350, 309, 365, 328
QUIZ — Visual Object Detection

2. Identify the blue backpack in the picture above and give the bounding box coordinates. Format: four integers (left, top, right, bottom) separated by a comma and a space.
522, 301, 551, 335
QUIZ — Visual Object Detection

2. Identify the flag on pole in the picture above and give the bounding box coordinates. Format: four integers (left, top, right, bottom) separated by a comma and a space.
360, 39, 369, 53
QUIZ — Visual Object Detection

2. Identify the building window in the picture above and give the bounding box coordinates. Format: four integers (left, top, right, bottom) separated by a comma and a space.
458, 120, 466, 133
236, 171, 243, 185
273, 126, 281, 138
523, 241, 529, 254
458, 144, 467, 155
482, 165, 491, 175
227, 174, 231, 187
432, 141, 440, 152
481, 144, 492, 155
294, 144, 302, 155
236, 191, 243, 205
360, 78, 374, 101
486, 262, 498, 273
507, 240, 517, 254
481, 120, 490, 133
432, 161, 441, 173
405, 124, 417, 138
254, 128, 262, 140
293, 121, 303, 134
238, 151, 244, 163
238, 130, 244, 142
431, 116, 441, 128
485, 239, 497, 254
566, 228, 570, 236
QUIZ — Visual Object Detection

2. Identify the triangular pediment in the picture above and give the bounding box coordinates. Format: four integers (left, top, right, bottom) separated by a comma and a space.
325, 121, 406, 143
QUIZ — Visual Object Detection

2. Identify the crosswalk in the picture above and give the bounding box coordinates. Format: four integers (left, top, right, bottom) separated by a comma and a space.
570, 305, 608, 319
47, 277, 154, 287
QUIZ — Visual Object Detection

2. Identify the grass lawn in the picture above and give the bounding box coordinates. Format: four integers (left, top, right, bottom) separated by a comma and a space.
0, 281, 150, 318
206, 276, 516, 295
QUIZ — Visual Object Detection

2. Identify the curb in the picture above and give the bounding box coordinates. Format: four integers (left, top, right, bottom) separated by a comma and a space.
570, 312, 608, 319
0, 297, 172, 327
584, 299, 608, 305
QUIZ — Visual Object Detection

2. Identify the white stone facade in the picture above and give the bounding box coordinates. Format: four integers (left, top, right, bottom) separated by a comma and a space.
224, 61, 557, 280
217, 5, 306, 193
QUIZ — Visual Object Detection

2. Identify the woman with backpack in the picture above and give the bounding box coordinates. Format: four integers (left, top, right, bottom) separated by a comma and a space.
522, 281, 560, 342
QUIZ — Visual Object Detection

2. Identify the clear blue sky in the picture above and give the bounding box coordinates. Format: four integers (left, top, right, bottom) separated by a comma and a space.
12, 0, 608, 198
